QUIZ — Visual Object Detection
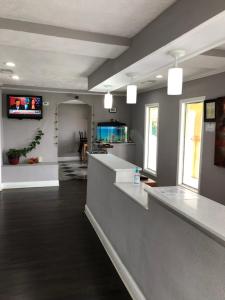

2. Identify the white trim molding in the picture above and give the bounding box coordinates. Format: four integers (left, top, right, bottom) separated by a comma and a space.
2, 180, 59, 189
85, 205, 146, 300
143, 103, 159, 177
177, 96, 205, 192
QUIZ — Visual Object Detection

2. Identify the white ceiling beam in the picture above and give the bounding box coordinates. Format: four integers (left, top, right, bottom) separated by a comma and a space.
0, 17, 130, 47
88, 0, 225, 90
1, 84, 124, 96
1, 84, 103, 95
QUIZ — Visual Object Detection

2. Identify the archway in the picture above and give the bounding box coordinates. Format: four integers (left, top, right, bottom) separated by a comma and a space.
56, 98, 92, 181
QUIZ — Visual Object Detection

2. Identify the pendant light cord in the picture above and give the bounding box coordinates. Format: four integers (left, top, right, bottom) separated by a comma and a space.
175, 56, 178, 67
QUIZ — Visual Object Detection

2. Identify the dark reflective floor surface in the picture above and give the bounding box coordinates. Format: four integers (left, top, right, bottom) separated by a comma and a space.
0, 180, 131, 300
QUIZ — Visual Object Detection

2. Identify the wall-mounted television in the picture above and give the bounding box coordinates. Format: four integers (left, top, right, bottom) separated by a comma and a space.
7, 95, 43, 119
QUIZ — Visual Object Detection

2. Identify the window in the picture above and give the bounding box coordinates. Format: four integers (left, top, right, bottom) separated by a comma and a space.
144, 104, 159, 175
178, 98, 204, 191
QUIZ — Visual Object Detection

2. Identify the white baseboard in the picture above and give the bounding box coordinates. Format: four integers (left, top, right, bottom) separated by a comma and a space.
2, 180, 59, 189
85, 205, 146, 300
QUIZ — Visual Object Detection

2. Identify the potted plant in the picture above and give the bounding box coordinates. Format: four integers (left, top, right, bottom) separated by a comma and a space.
7, 129, 44, 165
7, 149, 22, 165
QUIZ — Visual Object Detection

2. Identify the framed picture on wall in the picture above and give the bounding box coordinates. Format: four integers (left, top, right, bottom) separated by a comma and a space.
215, 97, 225, 167
204, 99, 216, 122
109, 107, 117, 113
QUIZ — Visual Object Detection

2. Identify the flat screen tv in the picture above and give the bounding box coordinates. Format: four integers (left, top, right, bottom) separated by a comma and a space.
7, 95, 43, 119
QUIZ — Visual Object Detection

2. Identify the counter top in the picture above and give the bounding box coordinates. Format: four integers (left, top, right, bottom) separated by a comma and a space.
114, 182, 149, 209
145, 186, 225, 245
89, 153, 141, 172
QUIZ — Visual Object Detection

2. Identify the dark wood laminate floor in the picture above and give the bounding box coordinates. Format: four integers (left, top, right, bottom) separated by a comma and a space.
0, 180, 132, 300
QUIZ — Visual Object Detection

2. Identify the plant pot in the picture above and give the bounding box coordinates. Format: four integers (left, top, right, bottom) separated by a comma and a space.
8, 156, 20, 165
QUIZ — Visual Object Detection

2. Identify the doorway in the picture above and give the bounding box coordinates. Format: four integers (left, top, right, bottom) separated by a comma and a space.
57, 100, 92, 181
177, 97, 204, 191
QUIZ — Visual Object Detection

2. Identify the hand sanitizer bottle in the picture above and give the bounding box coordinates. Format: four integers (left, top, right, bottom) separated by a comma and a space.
134, 167, 140, 184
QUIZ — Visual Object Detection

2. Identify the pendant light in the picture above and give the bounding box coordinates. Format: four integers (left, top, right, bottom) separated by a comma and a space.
104, 85, 113, 109
127, 85, 137, 104
126, 73, 138, 104
167, 50, 186, 96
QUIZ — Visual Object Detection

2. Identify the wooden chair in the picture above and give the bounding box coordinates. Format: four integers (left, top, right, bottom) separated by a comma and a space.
78, 131, 88, 162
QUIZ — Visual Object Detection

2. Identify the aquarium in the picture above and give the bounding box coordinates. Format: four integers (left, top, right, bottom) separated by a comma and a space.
96, 121, 128, 143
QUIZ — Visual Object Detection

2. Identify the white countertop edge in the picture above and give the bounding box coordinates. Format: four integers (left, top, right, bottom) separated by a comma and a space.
114, 182, 149, 210
113, 168, 141, 172
93, 142, 136, 145
145, 186, 225, 245
88, 153, 142, 172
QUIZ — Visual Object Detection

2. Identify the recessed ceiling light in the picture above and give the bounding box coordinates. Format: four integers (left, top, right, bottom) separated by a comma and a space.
6, 62, 15, 67
12, 74, 19, 80
156, 74, 163, 79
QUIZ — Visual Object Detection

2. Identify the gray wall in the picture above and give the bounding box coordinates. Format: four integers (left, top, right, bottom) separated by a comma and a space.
58, 103, 89, 157
108, 143, 136, 164
2, 92, 66, 163
71, 94, 133, 148
92, 95, 131, 124
2, 90, 131, 164
91, 95, 132, 141
132, 72, 225, 205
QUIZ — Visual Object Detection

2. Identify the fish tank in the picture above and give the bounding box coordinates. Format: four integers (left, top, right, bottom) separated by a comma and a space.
96, 121, 128, 143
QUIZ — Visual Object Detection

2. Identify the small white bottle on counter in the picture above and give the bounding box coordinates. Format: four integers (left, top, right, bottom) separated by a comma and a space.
133, 167, 140, 184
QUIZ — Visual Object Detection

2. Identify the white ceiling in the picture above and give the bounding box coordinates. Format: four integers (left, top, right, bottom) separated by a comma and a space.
1, 0, 224, 93
0, 45, 106, 90
115, 53, 225, 93
0, 29, 128, 59
0, 0, 177, 90
217, 43, 225, 50
0, 0, 176, 38
90, 11, 225, 93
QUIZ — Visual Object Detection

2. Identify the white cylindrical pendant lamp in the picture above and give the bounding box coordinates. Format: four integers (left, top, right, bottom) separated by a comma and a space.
104, 92, 113, 109
167, 67, 183, 95
127, 84, 137, 104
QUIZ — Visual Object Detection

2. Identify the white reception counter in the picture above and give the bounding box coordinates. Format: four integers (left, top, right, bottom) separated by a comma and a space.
86, 154, 225, 300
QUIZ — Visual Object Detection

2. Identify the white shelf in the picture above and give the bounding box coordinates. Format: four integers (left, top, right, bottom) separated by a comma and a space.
3, 162, 58, 167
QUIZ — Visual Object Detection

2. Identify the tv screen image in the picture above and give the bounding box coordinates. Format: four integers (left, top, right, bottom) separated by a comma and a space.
7, 95, 43, 119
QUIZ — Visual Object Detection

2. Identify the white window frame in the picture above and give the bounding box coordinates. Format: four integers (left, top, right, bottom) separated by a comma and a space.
144, 103, 159, 176
177, 96, 205, 192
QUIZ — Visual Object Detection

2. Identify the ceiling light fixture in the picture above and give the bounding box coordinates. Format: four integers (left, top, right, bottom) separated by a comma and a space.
6, 62, 15, 67
126, 73, 138, 104
127, 85, 137, 104
167, 50, 186, 95
12, 74, 20, 80
104, 85, 113, 109
156, 74, 163, 79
